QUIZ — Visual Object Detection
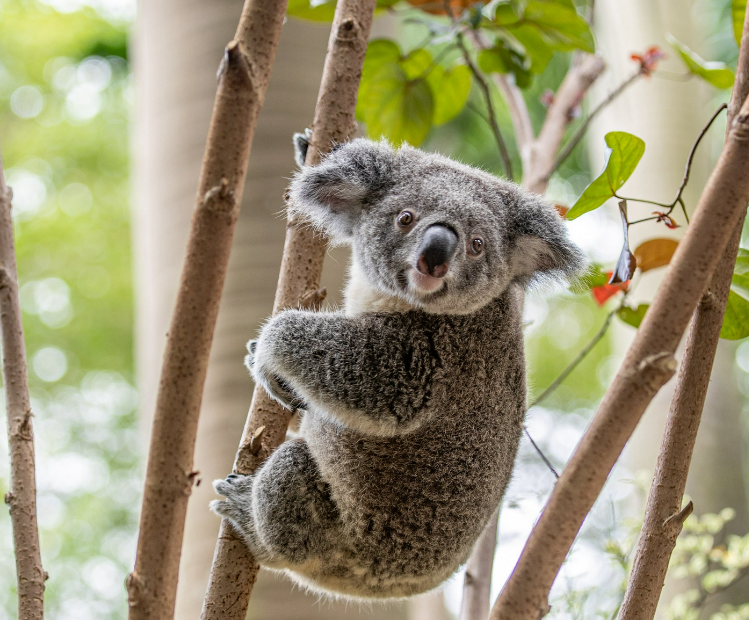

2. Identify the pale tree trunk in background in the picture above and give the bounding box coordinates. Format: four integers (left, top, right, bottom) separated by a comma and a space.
133, 2, 410, 618
589, 0, 748, 612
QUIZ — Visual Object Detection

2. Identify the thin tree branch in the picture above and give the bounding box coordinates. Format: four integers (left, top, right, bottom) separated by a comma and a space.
0, 151, 45, 619
617, 8, 749, 620
126, 1, 289, 618
200, 1, 377, 618
551, 70, 641, 175
459, 510, 499, 620
455, 32, 514, 180
530, 305, 618, 409
489, 89, 749, 620
468, 29, 535, 163
523, 426, 559, 479
524, 54, 605, 194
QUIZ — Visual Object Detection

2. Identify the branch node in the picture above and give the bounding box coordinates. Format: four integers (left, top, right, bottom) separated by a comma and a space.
202, 180, 237, 213
248, 425, 265, 456
632, 352, 678, 390
336, 17, 360, 42
663, 500, 694, 536
187, 470, 201, 491
43, 571, 49, 582
300, 287, 327, 310
4, 491, 13, 506
125, 571, 145, 608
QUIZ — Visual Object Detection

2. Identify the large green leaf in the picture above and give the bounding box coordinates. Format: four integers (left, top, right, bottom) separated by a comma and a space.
566, 132, 646, 220
667, 34, 735, 89
521, 1, 595, 54
733, 0, 746, 46
427, 64, 471, 125
362, 63, 434, 146
357, 39, 403, 122
721, 289, 749, 339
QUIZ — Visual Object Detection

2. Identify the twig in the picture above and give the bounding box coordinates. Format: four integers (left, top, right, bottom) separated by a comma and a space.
0, 151, 45, 619
489, 89, 749, 620
551, 71, 641, 175
200, 1, 377, 618
126, 1, 289, 618
530, 305, 619, 408
617, 10, 749, 620
523, 426, 559, 479
618, 103, 726, 226
455, 31, 514, 180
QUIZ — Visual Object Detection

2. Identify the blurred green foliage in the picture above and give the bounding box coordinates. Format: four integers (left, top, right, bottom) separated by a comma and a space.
0, 1, 135, 618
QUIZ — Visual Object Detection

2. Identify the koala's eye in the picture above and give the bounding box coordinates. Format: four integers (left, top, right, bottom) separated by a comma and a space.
470, 237, 484, 256
397, 211, 414, 227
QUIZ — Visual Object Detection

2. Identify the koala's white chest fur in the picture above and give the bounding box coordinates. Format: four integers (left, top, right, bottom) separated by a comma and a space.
343, 259, 416, 317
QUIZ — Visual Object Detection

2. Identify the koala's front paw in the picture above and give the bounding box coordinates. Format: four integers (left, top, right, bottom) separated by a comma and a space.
211, 474, 254, 525
250, 332, 301, 411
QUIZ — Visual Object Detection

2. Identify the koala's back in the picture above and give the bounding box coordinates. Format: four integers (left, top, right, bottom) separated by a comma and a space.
300, 288, 526, 596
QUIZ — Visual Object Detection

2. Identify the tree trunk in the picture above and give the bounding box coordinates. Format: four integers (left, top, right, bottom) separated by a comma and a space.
133, 2, 407, 618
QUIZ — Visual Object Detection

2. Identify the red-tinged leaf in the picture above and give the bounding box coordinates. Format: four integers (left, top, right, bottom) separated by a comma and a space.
554, 204, 569, 217
540, 89, 555, 108
592, 283, 622, 305
591, 271, 629, 306
631, 45, 666, 76
633, 238, 679, 273
610, 201, 637, 284
652, 210, 679, 229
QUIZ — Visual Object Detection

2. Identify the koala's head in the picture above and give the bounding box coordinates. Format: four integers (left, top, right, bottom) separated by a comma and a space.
289, 139, 585, 315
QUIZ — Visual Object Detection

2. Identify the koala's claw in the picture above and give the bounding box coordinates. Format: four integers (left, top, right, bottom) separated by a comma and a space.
244, 339, 258, 371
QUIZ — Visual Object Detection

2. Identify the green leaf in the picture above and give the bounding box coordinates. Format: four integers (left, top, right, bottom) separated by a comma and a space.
478, 42, 531, 87
667, 34, 735, 89
733, 0, 746, 46
618, 304, 649, 329
357, 39, 403, 122
362, 63, 434, 146
521, 1, 595, 54
401, 48, 433, 80
735, 248, 749, 275
493, 2, 522, 25
427, 64, 471, 125
286, 0, 337, 22
720, 289, 749, 340
566, 132, 646, 220
509, 24, 554, 73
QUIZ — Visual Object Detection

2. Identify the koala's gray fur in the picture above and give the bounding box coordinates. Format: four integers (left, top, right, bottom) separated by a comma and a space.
211, 139, 585, 600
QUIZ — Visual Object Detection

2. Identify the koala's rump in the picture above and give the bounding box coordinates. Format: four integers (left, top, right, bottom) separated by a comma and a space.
303, 401, 523, 586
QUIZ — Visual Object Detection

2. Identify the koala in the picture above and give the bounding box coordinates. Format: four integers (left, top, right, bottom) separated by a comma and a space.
211, 139, 585, 600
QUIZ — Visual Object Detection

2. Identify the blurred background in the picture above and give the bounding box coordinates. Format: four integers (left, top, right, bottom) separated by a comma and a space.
0, 0, 747, 619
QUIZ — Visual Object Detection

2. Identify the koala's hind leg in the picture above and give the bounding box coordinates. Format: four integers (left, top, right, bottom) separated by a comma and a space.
212, 438, 342, 570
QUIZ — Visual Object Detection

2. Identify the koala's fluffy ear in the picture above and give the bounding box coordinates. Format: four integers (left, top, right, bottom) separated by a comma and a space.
288, 139, 396, 243
505, 189, 586, 282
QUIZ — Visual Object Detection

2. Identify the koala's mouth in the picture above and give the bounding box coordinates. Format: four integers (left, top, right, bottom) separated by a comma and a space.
407, 268, 446, 294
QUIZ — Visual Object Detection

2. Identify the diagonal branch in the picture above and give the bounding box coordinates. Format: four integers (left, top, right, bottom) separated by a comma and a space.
489, 87, 749, 620
125, 0, 289, 617
0, 151, 45, 620
524, 54, 605, 193
617, 7, 749, 620
200, 1, 377, 618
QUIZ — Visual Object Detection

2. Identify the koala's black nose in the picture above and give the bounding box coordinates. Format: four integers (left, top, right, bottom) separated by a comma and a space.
416, 225, 459, 278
